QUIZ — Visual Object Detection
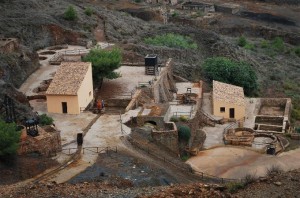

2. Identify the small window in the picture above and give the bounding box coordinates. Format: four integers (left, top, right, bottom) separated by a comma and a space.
89, 91, 91, 96
220, 107, 225, 113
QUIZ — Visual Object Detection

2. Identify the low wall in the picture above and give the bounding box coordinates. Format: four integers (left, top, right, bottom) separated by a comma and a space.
105, 98, 131, 107
291, 133, 300, 140
256, 124, 283, 132
261, 98, 287, 108
151, 122, 179, 154
136, 115, 165, 129
18, 125, 62, 156
255, 116, 284, 125
152, 58, 176, 103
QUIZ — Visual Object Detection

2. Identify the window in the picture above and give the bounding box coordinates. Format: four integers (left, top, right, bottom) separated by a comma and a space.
220, 107, 225, 113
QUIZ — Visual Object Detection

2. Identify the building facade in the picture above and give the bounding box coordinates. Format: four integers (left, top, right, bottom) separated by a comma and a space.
46, 62, 93, 114
212, 80, 245, 120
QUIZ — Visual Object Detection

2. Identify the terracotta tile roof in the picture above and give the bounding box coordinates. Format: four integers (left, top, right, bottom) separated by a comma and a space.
213, 80, 245, 106
46, 62, 91, 95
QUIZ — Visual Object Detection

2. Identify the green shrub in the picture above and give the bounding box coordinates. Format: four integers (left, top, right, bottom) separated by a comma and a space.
267, 165, 282, 176
295, 46, 300, 57
64, 6, 78, 21
181, 154, 189, 161
178, 125, 191, 141
237, 36, 247, 47
179, 115, 189, 122
134, 0, 142, 2
84, 7, 93, 16
171, 12, 178, 18
291, 108, 300, 120
202, 57, 258, 96
244, 43, 255, 50
144, 33, 197, 50
271, 37, 284, 52
0, 120, 21, 157
260, 40, 269, 48
170, 116, 179, 122
244, 173, 257, 185
39, 114, 54, 126
226, 182, 245, 193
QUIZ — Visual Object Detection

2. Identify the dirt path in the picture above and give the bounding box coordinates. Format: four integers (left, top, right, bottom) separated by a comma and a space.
187, 146, 300, 179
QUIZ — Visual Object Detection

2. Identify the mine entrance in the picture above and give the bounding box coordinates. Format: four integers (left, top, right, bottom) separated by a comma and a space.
229, 108, 235, 118
62, 102, 68, 114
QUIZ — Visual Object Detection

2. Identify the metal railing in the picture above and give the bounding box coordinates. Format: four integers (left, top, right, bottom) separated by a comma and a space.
173, 111, 192, 118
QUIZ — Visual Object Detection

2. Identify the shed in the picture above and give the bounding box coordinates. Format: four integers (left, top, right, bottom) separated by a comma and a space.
46, 62, 93, 114
212, 80, 245, 120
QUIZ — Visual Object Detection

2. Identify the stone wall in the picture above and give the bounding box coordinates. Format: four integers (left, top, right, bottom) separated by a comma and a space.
0, 38, 19, 54
152, 58, 176, 103
151, 122, 179, 154
18, 125, 62, 157
255, 116, 284, 125
261, 98, 288, 108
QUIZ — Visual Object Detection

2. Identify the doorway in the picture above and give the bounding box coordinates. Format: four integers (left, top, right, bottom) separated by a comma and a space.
229, 108, 235, 118
62, 102, 68, 114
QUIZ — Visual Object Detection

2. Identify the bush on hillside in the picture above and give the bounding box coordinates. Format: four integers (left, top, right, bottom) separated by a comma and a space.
144, 33, 197, 50
0, 120, 21, 157
178, 125, 191, 142
39, 114, 54, 126
202, 57, 258, 96
64, 6, 78, 21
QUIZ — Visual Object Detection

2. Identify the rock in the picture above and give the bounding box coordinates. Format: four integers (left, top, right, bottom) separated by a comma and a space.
274, 182, 282, 186
260, 177, 268, 182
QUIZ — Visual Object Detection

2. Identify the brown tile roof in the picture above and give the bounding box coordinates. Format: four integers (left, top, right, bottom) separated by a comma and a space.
46, 62, 91, 95
213, 80, 245, 106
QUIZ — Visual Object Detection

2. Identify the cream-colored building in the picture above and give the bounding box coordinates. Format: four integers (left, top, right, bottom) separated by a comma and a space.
46, 62, 93, 114
212, 80, 245, 120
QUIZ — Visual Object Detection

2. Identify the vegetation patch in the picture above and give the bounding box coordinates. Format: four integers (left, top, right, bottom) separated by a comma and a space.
64, 6, 78, 21
39, 114, 54, 126
82, 47, 122, 82
0, 120, 21, 157
295, 46, 300, 57
226, 182, 245, 193
179, 115, 189, 122
84, 7, 93, 16
170, 116, 179, 122
202, 57, 258, 95
178, 125, 191, 142
144, 33, 197, 50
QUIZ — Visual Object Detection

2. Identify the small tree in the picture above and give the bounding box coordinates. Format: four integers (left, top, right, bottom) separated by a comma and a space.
84, 7, 93, 16
237, 36, 247, 47
202, 57, 258, 96
178, 125, 191, 142
0, 120, 21, 157
82, 48, 122, 83
64, 6, 78, 21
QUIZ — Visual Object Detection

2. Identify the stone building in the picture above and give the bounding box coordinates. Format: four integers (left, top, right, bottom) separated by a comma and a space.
212, 80, 245, 120
146, 0, 178, 5
46, 62, 93, 114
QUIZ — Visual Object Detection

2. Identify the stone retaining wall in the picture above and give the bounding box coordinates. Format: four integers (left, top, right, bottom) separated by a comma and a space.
151, 122, 179, 154
18, 125, 61, 156
152, 58, 176, 103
